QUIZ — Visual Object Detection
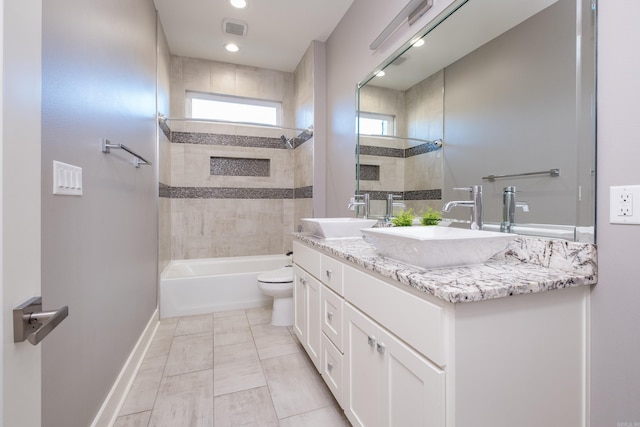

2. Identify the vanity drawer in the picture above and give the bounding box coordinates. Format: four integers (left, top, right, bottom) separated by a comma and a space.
343, 264, 445, 367
321, 333, 343, 407
293, 241, 321, 279
320, 254, 344, 295
321, 285, 344, 352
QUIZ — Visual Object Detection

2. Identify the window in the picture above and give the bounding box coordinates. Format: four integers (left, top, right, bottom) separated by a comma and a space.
186, 91, 282, 126
357, 112, 395, 136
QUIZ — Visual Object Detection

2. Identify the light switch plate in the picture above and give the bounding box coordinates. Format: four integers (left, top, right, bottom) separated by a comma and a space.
610, 185, 640, 224
53, 161, 82, 196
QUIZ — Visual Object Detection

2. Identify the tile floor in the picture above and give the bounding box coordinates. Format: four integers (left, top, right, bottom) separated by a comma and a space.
113, 306, 351, 427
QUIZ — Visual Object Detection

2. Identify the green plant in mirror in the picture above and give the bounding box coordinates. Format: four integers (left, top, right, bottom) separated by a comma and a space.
420, 207, 442, 226
391, 209, 415, 227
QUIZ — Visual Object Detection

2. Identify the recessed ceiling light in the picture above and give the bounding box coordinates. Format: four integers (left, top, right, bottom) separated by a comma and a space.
230, 0, 247, 8
376, 70, 386, 77
225, 43, 239, 52
412, 38, 425, 47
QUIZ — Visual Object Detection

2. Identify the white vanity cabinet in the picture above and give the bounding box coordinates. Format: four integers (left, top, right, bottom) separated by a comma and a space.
344, 302, 445, 427
293, 239, 589, 427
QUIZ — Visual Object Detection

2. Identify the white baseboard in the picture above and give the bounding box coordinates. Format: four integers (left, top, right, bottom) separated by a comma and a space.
90, 308, 160, 427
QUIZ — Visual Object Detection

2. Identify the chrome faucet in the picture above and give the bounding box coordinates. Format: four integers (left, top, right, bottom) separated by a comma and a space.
500, 186, 529, 233
384, 194, 406, 222
442, 185, 484, 230
348, 193, 371, 219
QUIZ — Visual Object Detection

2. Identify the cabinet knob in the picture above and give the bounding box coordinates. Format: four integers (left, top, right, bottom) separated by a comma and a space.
299, 277, 306, 285
327, 362, 334, 372
326, 269, 332, 278
376, 342, 386, 354
367, 334, 376, 347
327, 311, 334, 321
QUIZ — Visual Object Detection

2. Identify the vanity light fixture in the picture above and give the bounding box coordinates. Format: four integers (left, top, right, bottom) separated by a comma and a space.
230, 0, 247, 8
370, 0, 433, 50
225, 43, 239, 52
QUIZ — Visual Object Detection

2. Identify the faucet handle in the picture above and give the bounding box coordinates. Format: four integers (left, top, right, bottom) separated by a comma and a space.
454, 185, 482, 194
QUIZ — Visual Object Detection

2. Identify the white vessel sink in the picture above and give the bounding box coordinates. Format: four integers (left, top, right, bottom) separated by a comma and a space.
301, 217, 378, 239
361, 226, 516, 269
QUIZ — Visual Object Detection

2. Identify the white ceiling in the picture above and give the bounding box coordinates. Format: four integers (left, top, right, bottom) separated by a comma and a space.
154, 0, 354, 72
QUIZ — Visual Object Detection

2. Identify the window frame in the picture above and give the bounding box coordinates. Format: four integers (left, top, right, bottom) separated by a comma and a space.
357, 111, 396, 136
186, 91, 283, 126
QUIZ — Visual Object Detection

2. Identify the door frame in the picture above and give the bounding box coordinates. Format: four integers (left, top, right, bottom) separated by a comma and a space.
1, 0, 43, 426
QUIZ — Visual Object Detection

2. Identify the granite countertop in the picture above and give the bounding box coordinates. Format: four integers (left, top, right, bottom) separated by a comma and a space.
293, 233, 597, 304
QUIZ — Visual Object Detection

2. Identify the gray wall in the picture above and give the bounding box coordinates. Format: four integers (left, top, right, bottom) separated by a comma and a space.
592, 1, 640, 425
41, 1, 159, 426
443, 0, 579, 226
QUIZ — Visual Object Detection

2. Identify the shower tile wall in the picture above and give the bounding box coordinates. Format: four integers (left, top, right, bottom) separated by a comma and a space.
161, 49, 314, 260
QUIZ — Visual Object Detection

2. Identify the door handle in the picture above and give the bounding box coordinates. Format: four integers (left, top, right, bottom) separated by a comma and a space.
13, 297, 69, 345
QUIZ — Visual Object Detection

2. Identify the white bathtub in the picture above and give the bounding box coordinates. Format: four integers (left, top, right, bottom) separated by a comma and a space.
160, 254, 292, 318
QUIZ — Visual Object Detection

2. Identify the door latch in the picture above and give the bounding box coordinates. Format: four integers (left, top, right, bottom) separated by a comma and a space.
13, 297, 69, 345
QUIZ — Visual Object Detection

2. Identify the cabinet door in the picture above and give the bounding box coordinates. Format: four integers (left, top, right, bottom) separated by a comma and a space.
379, 328, 445, 427
293, 266, 306, 342
304, 273, 322, 370
344, 304, 381, 427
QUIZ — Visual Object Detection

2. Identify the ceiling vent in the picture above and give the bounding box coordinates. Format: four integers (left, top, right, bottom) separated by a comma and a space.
223, 18, 248, 37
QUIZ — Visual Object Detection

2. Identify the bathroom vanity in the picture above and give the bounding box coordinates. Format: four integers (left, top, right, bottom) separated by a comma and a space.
292, 233, 597, 427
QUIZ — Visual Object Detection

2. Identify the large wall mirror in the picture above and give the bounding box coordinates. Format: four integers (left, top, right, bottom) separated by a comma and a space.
356, 0, 595, 242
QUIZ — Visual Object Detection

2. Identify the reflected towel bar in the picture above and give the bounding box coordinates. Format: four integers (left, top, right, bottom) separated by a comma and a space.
482, 168, 560, 182
101, 138, 151, 168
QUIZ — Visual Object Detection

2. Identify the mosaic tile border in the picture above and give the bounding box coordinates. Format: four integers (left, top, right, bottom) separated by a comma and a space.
359, 141, 442, 158
158, 184, 313, 200
360, 189, 442, 201
159, 182, 171, 198
162, 123, 313, 150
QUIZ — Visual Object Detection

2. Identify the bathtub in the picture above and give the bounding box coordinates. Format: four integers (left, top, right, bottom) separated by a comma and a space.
160, 254, 292, 318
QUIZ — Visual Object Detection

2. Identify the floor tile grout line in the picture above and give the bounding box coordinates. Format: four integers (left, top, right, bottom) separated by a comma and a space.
144, 319, 176, 426
246, 309, 283, 423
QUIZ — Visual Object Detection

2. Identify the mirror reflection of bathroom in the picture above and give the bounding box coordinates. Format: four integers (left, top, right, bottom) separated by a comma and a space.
356, 0, 595, 242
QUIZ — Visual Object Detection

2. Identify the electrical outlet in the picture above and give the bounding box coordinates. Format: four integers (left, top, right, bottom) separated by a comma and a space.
610, 185, 640, 224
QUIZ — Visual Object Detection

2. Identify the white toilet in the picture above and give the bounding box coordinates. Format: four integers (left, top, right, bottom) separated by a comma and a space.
257, 265, 294, 326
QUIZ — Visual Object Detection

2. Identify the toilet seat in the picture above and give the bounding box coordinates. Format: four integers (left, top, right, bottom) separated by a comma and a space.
257, 266, 293, 283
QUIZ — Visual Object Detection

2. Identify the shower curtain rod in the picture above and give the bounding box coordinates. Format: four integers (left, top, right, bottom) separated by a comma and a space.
158, 115, 313, 134
359, 134, 443, 146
